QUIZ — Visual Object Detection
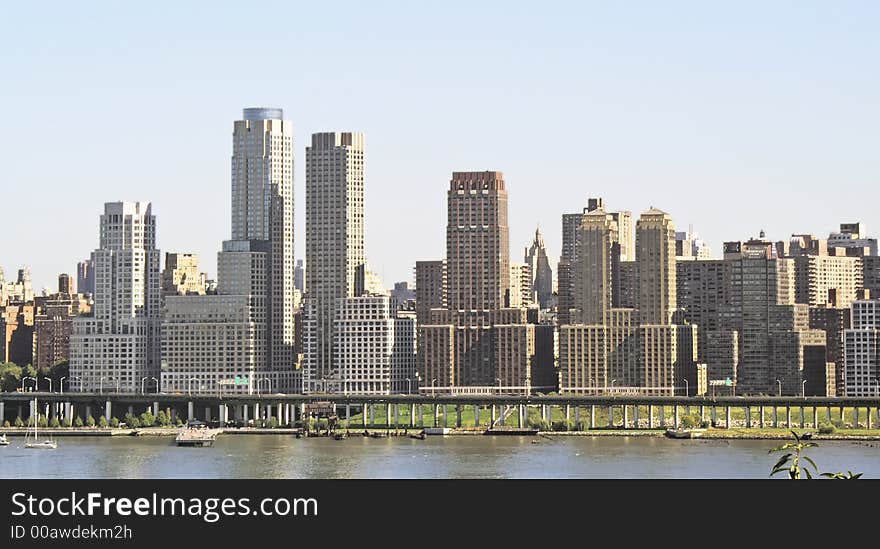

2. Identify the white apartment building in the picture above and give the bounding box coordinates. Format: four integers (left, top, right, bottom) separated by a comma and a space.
303, 132, 365, 393
71, 202, 161, 393
844, 300, 880, 396
161, 295, 260, 395
332, 295, 414, 395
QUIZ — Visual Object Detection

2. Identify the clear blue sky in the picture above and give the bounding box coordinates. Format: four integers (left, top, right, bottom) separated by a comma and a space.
2, 1, 879, 291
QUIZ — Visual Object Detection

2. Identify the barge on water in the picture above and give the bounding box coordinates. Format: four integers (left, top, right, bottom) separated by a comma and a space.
175, 420, 220, 447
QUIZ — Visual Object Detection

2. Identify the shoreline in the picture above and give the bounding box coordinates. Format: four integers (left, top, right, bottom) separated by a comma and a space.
3, 426, 880, 441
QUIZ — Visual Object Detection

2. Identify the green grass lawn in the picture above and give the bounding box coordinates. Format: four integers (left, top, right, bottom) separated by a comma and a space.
337, 403, 880, 431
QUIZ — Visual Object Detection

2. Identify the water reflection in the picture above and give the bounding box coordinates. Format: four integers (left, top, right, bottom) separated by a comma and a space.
0, 435, 877, 479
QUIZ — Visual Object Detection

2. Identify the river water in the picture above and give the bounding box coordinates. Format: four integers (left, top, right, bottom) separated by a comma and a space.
1, 435, 878, 479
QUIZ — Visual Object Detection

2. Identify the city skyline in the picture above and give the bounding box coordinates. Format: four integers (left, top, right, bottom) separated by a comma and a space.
4, 2, 880, 292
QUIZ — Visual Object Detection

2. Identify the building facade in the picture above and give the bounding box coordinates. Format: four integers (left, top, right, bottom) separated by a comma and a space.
71, 201, 161, 392
76, 260, 95, 297
160, 108, 297, 395
162, 253, 206, 296
844, 299, 880, 397
303, 132, 366, 393
560, 207, 696, 396
418, 171, 544, 394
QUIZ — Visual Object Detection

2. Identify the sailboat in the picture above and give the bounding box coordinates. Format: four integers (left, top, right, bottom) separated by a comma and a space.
0, 433, 9, 446
24, 398, 57, 449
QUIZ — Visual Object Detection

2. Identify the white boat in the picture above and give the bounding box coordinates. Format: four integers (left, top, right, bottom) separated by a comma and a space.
665, 427, 706, 439
24, 398, 58, 449
0, 434, 9, 446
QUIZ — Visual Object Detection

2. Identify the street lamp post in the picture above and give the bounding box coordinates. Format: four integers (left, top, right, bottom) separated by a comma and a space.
431, 379, 436, 397
64, 376, 82, 394
414, 372, 421, 394
406, 378, 411, 394
257, 378, 271, 395
99, 377, 105, 395
776, 378, 783, 397
141, 376, 148, 395
103, 377, 119, 393
60, 377, 67, 394
802, 379, 807, 399
611, 379, 616, 397
21, 376, 36, 392
683, 378, 689, 397
495, 378, 501, 396
42, 377, 53, 393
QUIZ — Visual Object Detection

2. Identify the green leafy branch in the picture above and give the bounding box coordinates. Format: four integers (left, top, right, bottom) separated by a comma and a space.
769, 430, 863, 480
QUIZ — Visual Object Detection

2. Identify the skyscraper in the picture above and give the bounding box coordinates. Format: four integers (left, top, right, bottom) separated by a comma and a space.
558, 198, 632, 325
231, 107, 295, 374
161, 108, 296, 396
572, 208, 620, 325
76, 259, 95, 297
446, 171, 509, 311
418, 171, 552, 393
561, 206, 697, 396
415, 260, 445, 326
71, 201, 161, 392
524, 227, 553, 310
303, 132, 365, 393
636, 208, 677, 325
